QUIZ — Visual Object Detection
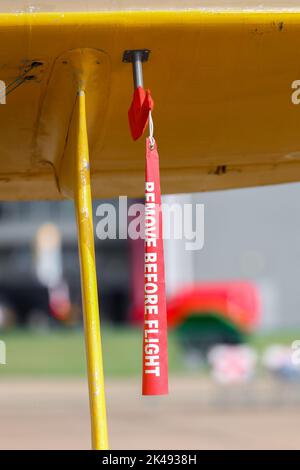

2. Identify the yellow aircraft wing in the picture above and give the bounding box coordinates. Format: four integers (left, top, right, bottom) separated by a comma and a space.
1, 1, 300, 199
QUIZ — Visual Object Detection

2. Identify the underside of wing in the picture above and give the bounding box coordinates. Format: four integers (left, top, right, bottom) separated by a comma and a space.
0, 4, 300, 199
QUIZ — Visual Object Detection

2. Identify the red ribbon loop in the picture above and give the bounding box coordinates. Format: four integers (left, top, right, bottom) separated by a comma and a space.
128, 87, 154, 141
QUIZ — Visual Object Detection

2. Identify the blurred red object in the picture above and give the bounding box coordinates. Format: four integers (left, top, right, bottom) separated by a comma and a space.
167, 281, 260, 332
49, 282, 71, 322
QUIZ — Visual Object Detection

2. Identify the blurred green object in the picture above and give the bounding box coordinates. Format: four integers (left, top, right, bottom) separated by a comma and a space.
176, 313, 246, 356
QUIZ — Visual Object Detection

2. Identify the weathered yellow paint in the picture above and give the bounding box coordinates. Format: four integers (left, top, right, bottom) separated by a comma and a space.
47, 45, 110, 450
0, 9, 300, 199
72, 88, 108, 450
50, 48, 111, 198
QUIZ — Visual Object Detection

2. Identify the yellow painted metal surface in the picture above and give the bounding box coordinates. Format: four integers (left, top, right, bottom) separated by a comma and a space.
72, 89, 108, 450
0, 9, 300, 199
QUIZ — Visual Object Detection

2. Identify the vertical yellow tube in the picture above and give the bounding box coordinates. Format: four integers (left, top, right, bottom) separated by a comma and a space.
74, 89, 109, 450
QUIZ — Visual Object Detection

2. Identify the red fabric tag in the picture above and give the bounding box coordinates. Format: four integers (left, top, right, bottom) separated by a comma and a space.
128, 87, 154, 141
143, 137, 168, 395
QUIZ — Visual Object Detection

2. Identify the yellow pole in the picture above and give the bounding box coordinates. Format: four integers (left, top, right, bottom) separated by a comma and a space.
74, 89, 109, 450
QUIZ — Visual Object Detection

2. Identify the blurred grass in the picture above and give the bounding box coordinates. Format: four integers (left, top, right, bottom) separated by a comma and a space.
0, 328, 185, 377
0, 327, 300, 377
250, 330, 300, 353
